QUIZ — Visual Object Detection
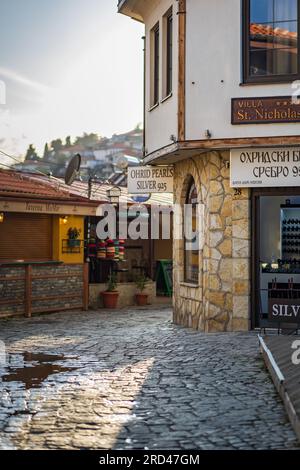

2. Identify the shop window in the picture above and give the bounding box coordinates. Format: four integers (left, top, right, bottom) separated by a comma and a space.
184, 179, 199, 284
257, 194, 300, 327
243, 0, 300, 83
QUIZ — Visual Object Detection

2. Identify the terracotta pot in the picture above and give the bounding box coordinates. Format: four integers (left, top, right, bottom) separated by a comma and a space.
136, 293, 148, 306
102, 291, 119, 309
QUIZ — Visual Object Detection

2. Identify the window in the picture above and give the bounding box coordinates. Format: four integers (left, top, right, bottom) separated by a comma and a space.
184, 180, 199, 284
243, 0, 300, 83
151, 23, 160, 106
166, 10, 173, 96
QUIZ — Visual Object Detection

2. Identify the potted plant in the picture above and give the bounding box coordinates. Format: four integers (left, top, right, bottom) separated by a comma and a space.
102, 272, 119, 309
67, 227, 81, 248
135, 273, 149, 306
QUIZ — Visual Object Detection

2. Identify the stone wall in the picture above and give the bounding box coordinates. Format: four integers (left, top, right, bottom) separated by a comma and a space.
0, 266, 26, 317
89, 281, 156, 309
173, 151, 251, 332
0, 263, 84, 318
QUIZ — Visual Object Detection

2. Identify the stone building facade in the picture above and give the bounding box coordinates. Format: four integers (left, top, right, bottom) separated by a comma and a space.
119, 0, 300, 332
173, 152, 251, 332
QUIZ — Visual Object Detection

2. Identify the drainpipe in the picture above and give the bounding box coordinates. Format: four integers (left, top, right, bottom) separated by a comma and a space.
142, 34, 146, 159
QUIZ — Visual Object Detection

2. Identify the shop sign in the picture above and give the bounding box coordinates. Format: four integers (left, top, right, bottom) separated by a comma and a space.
0, 200, 97, 216
232, 96, 300, 125
128, 166, 174, 194
230, 147, 300, 188
269, 299, 300, 324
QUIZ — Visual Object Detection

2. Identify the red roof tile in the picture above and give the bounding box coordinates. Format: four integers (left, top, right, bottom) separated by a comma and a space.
0, 169, 87, 202
0, 170, 173, 207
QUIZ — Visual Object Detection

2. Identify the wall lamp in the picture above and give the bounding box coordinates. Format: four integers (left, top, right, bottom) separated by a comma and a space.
60, 215, 69, 225
0, 212, 4, 223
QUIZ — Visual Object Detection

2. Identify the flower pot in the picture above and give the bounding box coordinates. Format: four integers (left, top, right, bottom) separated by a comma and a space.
102, 291, 119, 309
136, 293, 148, 306
68, 239, 80, 248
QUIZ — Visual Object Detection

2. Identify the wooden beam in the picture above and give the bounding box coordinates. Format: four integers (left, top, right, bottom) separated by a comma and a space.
178, 0, 186, 141
32, 273, 82, 280
144, 135, 300, 164
0, 299, 24, 306
31, 305, 83, 315
182, 135, 300, 150
31, 294, 82, 302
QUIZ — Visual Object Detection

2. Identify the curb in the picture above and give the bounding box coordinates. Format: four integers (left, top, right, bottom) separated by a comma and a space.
258, 335, 300, 442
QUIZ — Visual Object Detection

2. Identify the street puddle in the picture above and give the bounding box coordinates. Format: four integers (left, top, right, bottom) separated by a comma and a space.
1, 352, 76, 389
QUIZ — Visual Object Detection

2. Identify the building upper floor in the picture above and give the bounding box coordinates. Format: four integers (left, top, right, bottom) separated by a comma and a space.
119, 0, 300, 162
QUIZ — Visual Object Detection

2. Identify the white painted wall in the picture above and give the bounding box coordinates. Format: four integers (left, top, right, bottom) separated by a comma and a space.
138, 0, 300, 155
143, 0, 178, 155
186, 0, 300, 141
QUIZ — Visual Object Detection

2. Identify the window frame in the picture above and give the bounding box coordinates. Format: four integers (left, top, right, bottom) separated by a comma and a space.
166, 9, 173, 97
242, 0, 300, 84
152, 22, 160, 106
184, 179, 199, 285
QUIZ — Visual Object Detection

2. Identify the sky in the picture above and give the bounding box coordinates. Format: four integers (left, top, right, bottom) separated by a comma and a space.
0, 0, 144, 163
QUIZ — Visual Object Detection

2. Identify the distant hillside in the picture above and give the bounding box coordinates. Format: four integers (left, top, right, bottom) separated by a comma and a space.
13, 126, 143, 181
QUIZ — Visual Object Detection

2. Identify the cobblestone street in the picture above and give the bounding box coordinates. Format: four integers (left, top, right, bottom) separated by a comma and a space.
0, 307, 298, 450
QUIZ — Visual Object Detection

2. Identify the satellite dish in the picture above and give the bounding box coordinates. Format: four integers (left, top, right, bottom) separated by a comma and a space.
65, 154, 81, 186
116, 156, 129, 170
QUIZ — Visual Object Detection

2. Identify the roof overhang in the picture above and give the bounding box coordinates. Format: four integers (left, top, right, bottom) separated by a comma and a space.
143, 135, 300, 165
118, 0, 144, 23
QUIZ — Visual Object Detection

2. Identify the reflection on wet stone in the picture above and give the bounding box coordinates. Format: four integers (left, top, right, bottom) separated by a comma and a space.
2, 352, 77, 389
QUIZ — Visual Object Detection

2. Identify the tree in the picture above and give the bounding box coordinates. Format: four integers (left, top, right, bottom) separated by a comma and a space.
25, 144, 39, 161
75, 132, 99, 148
43, 143, 51, 160
65, 136, 72, 147
50, 139, 63, 153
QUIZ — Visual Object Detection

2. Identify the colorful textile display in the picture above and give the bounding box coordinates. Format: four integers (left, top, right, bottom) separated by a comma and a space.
114, 240, 120, 261
97, 240, 107, 259
119, 239, 125, 261
106, 239, 115, 259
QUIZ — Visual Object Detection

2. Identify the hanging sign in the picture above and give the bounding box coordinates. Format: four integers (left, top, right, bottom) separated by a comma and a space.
128, 166, 174, 194
230, 147, 300, 188
0, 200, 98, 216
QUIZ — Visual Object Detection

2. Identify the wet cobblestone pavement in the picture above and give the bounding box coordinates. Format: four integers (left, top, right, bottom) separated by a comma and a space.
0, 307, 299, 450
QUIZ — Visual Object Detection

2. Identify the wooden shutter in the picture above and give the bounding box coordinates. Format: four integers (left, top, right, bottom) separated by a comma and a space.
0, 213, 53, 261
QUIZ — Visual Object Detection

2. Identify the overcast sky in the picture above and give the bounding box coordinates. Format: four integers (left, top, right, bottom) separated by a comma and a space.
0, 0, 144, 162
